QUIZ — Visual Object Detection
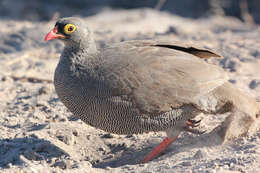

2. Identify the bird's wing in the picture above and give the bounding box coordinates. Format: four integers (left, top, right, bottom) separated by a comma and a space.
100, 40, 228, 115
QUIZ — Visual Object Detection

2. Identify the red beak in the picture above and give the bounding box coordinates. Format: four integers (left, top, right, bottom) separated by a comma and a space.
44, 27, 65, 41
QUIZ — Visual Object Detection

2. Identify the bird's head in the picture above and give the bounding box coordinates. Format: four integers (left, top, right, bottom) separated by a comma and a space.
45, 17, 95, 49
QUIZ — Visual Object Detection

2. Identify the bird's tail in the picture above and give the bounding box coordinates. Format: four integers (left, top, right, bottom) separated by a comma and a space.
213, 82, 260, 117
211, 82, 260, 142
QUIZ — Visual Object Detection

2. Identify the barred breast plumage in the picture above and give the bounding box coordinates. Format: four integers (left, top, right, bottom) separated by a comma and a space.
45, 17, 260, 163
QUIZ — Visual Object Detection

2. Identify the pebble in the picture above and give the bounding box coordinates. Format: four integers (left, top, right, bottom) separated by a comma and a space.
38, 86, 49, 95
56, 130, 74, 145
101, 133, 113, 138
72, 129, 79, 137
223, 164, 229, 169
249, 80, 260, 89
182, 161, 192, 166
193, 150, 206, 159
52, 160, 73, 169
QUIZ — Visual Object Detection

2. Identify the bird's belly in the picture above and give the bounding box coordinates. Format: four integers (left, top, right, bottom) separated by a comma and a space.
54, 77, 169, 134
56, 88, 148, 134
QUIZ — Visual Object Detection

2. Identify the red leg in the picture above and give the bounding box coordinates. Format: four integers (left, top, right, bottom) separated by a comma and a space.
140, 136, 178, 163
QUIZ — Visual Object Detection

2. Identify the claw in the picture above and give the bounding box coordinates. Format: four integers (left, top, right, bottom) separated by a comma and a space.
186, 119, 201, 128
188, 119, 201, 124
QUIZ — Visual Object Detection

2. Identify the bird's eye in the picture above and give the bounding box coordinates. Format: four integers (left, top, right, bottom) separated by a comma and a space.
64, 24, 76, 34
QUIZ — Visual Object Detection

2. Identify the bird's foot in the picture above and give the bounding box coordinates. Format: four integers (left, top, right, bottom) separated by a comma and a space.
185, 119, 206, 134
186, 119, 201, 127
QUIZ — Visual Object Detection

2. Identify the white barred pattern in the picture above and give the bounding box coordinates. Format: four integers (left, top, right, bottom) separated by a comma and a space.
54, 71, 197, 135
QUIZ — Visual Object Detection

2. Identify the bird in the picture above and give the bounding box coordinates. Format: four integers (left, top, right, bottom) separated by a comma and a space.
45, 17, 260, 163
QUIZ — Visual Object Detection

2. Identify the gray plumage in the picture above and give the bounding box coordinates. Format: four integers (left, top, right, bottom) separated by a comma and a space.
50, 17, 260, 141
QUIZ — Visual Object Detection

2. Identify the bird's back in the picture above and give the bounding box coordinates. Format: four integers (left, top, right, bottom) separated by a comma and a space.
99, 40, 227, 115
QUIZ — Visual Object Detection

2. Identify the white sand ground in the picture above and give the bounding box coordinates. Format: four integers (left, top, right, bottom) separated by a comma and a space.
0, 9, 260, 173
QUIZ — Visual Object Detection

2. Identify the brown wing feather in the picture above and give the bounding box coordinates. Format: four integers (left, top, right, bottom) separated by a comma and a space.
101, 40, 227, 115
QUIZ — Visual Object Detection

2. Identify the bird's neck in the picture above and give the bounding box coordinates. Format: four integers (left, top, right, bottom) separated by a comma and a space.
58, 41, 101, 80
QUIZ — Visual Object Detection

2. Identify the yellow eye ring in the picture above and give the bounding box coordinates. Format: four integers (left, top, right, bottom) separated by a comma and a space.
64, 24, 76, 34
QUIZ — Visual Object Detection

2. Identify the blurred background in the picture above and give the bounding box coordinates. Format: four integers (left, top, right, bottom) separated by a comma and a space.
0, 0, 259, 25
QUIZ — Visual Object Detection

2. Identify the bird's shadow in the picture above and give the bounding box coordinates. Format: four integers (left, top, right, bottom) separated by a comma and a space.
0, 135, 68, 168
93, 129, 223, 168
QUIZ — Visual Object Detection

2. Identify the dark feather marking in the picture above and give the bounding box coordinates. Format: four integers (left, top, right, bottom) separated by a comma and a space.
154, 44, 221, 59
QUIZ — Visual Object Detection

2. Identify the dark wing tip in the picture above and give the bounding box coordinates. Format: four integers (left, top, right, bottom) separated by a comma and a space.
154, 44, 222, 59
188, 47, 222, 59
